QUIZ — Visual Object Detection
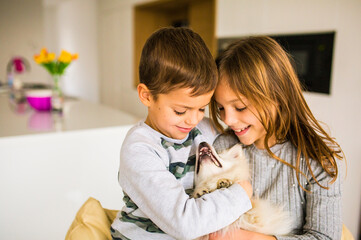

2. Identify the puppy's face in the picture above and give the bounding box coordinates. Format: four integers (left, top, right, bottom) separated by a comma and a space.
195, 142, 244, 184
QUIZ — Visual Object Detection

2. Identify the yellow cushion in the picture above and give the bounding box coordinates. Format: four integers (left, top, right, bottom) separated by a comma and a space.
65, 197, 118, 240
67, 198, 354, 240
341, 224, 355, 240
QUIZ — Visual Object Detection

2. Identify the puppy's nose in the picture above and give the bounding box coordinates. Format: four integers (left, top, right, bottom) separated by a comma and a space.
199, 142, 211, 149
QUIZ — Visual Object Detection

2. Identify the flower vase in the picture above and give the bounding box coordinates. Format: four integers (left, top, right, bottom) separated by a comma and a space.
51, 74, 64, 112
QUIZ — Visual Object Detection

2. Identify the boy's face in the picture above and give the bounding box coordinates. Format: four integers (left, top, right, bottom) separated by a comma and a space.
145, 88, 214, 140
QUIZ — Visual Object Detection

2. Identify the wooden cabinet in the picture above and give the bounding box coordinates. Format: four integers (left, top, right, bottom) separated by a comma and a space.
133, 0, 216, 86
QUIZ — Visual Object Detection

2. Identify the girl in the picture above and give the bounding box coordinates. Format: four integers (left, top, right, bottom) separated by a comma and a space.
209, 36, 344, 240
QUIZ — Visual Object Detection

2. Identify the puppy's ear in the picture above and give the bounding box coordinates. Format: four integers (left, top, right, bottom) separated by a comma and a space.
137, 83, 153, 107
222, 144, 243, 159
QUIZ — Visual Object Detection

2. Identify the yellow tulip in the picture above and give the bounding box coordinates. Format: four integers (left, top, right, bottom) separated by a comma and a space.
72, 53, 79, 60
40, 48, 48, 55
58, 50, 72, 63
34, 54, 44, 64
47, 53, 56, 62
34, 48, 56, 64
33, 48, 78, 75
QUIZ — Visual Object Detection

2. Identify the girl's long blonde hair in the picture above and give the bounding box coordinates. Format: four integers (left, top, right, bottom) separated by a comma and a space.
211, 36, 344, 190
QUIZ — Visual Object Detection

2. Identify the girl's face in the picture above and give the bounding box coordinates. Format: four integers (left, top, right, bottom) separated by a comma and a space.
214, 79, 275, 149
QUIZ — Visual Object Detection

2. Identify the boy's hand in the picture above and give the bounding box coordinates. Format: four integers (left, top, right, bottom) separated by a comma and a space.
237, 180, 252, 199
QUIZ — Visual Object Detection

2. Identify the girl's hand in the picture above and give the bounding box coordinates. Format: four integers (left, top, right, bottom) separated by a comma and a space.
209, 229, 276, 240
236, 180, 253, 199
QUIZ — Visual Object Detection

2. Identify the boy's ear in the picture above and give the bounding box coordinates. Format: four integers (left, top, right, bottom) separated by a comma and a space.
137, 83, 152, 107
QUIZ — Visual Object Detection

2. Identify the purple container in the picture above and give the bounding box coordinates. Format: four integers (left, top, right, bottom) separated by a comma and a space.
26, 90, 52, 111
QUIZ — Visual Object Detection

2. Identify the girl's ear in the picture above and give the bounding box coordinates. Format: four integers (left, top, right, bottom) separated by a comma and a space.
137, 83, 152, 107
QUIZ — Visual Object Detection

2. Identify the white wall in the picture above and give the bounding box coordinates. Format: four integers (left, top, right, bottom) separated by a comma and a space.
217, 0, 361, 237
44, 0, 100, 102
0, 0, 47, 85
98, 0, 152, 117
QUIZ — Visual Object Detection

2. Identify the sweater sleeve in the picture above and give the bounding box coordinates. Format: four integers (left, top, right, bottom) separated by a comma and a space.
275, 159, 343, 240
213, 131, 239, 153
119, 142, 252, 240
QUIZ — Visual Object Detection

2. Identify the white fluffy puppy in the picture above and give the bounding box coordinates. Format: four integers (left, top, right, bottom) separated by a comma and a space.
193, 142, 292, 239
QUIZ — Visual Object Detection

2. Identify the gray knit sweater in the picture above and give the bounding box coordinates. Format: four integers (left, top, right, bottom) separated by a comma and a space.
213, 134, 343, 240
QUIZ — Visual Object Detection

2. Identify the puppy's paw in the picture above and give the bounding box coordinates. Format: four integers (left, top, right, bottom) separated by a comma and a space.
193, 187, 210, 198
217, 179, 232, 189
245, 212, 260, 224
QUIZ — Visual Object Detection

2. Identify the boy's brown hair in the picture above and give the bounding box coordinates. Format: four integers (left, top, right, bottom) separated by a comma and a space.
139, 27, 217, 100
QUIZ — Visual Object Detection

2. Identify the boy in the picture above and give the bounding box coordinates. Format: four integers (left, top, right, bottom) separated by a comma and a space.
110, 27, 252, 240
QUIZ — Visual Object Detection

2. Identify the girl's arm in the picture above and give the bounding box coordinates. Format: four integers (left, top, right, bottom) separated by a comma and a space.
275, 160, 343, 240
209, 229, 276, 240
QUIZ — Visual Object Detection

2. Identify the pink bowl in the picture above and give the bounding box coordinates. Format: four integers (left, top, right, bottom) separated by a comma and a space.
26, 90, 52, 111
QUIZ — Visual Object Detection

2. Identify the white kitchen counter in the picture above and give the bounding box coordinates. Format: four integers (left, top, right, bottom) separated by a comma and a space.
0, 92, 139, 240
0, 92, 139, 138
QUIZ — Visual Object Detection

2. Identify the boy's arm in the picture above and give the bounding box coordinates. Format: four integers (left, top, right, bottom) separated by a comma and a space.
119, 143, 252, 240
